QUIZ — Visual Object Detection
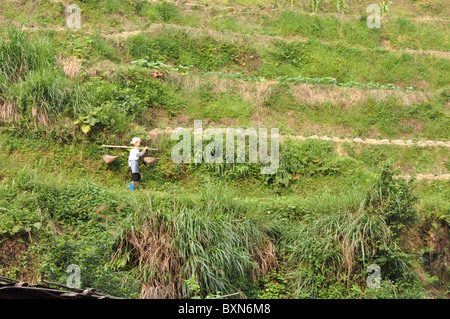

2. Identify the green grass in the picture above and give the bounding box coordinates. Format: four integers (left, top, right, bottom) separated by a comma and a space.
124, 28, 449, 90
0, 27, 55, 82
232, 9, 450, 51
3, 12, 449, 91
3, 1, 448, 51
1, 137, 443, 298
1, 0, 449, 300
284, 96, 450, 139
1, 27, 448, 142
186, 90, 254, 123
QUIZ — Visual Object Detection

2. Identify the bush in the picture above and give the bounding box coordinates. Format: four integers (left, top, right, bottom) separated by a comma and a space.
128, 30, 245, 71
257, 268, 291, 299
283, 163, 423, 298
269, 39, 312, 68
366, 162, 419, 235
155, 1, 180, 22
40, 232, 140, 298
127, 70, 186, 115
8, 167, 121, 231
128, 33, 180, 62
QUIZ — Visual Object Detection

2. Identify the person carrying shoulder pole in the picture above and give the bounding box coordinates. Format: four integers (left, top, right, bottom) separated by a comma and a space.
128, 137, 149, 190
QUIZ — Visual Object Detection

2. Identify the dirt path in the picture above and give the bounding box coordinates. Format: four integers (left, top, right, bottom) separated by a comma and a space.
148, 126, 450, 148
403, 174, 450, 181
148, 126, 450, 180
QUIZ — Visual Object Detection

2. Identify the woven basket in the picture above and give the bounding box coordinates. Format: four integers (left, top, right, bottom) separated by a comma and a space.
143, 157, 160, 164
102, 154, 119, 163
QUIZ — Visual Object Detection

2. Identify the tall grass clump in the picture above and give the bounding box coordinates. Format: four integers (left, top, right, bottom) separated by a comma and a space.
285, 210, 391, 298
112, 186, 279, 298
283, 163, 424, 298
0, 27, 75, 125
17, 69, 70, 113
0, 26, 55, 82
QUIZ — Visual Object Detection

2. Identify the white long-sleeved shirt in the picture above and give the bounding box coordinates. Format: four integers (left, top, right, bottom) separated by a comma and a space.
128, 148, 146, 161
128, 148, 146, 173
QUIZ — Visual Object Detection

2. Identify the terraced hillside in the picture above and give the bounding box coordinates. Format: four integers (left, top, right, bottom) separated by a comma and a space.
0, 0, 449, 299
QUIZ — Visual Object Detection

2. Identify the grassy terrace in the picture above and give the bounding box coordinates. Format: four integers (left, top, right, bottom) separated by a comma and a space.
1, 0, 449, 50
0, 0, 449, 299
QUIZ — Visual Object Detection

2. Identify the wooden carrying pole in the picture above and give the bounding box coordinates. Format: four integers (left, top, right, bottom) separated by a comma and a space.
101, 145, 158, 151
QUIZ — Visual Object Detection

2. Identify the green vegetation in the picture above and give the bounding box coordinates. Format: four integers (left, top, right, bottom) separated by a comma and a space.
0, 0, 449, 299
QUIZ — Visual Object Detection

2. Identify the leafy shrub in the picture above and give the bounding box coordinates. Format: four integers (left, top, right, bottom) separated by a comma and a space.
128, 30, 245, 71
74, 95, 135, 135
349, 279, 427, 299
365, 162, 419, 235
127, 70, 186, 115
128, 34, 180, 61
283, 163, 423, 298
40, 232, 140, 298
0, 186, 42, 237
155, 1, 180, 22
257, 268, 291, 299
263, 139, 353, 189
9, 168, 120, 230
269, 39, 311, 68
42, 182, 117, 227
281, 139, 336, 175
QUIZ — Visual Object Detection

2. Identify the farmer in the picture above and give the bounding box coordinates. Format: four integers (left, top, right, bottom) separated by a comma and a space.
128, 137, 149, 190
